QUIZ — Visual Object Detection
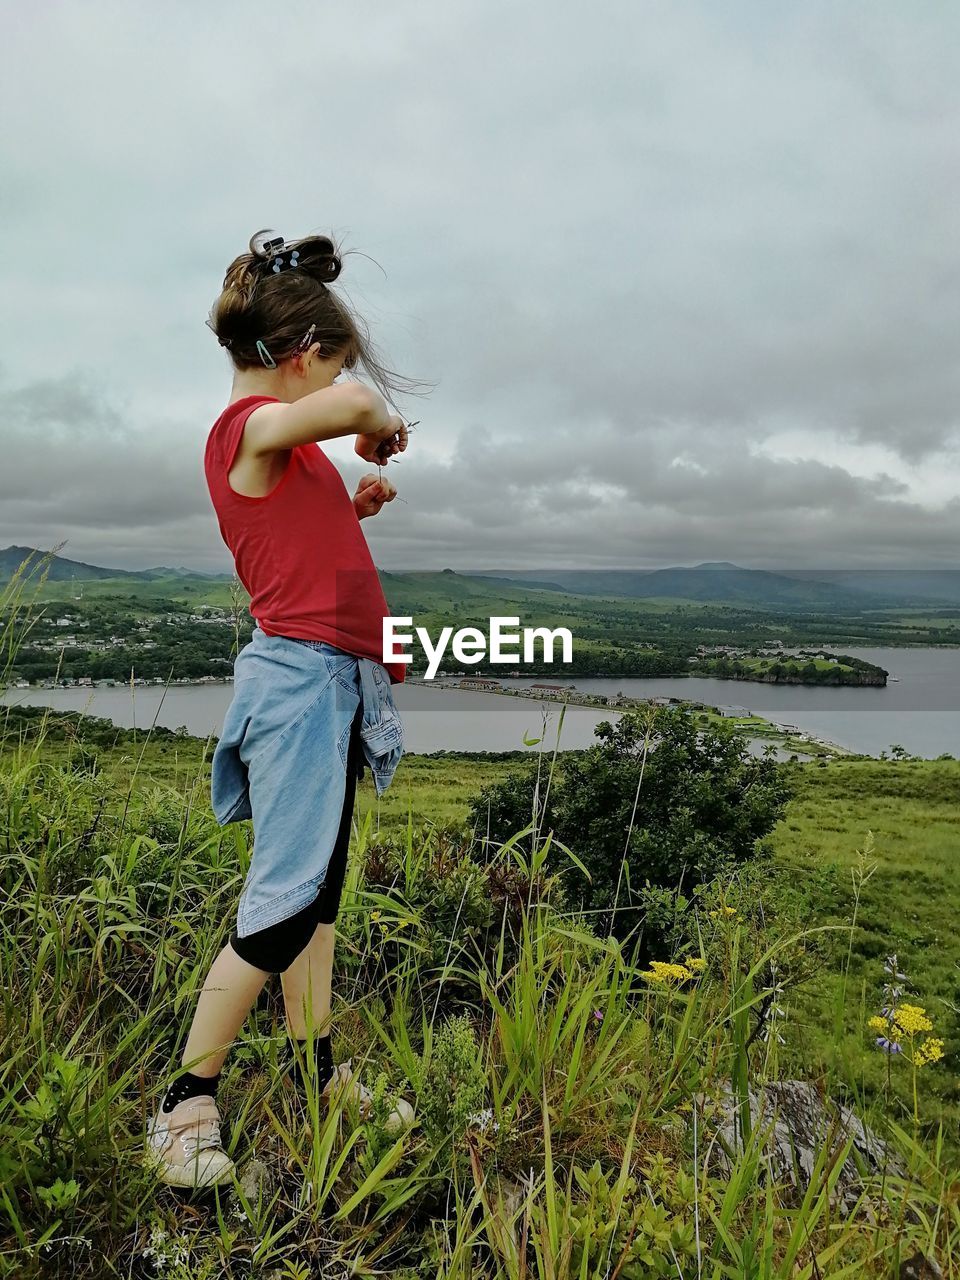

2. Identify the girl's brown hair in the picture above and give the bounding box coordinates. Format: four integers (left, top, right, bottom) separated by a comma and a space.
207, 229, 426, 407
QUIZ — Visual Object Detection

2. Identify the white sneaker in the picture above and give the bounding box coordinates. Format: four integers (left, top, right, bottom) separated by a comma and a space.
322, 1061, 416, 1133
146, 1095, 235, 1189
321, 1060, 374, 1114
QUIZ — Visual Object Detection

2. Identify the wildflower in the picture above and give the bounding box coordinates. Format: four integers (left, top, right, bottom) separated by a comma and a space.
913, 1038, 945, 1068
709, 906, 738, 920
395, 918, 410, 929
370, 910, 382, 922
642, 960, 693, 984
685, 956, 706, 972
467, 1107, 499, 1133
884, 954, 908, 982
876, 1036, 903, 1055
892, 1004, 933, 1036
867, 1016, 888, 1033
593, 1009, 604, 1022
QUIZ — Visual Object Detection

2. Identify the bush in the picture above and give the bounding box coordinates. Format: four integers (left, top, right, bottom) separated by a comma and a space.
415, 1013, 486, 1177
468, 707, 792, 944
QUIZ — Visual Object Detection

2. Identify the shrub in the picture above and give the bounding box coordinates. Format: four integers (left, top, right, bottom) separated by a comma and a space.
415, 1013, 486, 1163
468, 707, 791, 944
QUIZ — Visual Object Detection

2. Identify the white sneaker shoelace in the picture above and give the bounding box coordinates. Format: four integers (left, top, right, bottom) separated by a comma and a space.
181, 1120, 223, 1159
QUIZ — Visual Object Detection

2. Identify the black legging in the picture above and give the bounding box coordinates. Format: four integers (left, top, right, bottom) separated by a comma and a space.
228, 702, 364, 973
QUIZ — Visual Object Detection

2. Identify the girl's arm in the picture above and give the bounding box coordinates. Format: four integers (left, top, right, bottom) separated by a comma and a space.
243, 384, 394, 454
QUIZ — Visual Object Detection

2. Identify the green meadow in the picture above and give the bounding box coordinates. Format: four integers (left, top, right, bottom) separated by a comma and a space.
1, 695, 958, 1275
1, 566, 958, 1277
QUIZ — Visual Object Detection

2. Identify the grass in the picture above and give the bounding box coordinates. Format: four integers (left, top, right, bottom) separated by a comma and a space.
770, 757, 960, 1140
0, 553, 958, 1277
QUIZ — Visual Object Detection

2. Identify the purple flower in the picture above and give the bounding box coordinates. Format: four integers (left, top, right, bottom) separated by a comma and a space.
884, 955, 908, 981
876, 1036, 903, 1055
593, 1009, 604, 1022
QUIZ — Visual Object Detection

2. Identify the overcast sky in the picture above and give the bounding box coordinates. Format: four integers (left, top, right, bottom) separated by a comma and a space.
1, 1, 957, 575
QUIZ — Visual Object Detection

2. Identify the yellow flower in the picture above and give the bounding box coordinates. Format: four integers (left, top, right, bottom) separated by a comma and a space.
709, 906, 738, 920
913, 1038, 945, 1068
646, 960, 693, 983
867, 1016, 888, 1033
370, 910, 382, 922
395, 919, 410, 929
893, 1004, 934, 1036
685, 957, 706, 973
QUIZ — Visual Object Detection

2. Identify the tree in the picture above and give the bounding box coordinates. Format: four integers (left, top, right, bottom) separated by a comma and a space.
469, 707, 792, 944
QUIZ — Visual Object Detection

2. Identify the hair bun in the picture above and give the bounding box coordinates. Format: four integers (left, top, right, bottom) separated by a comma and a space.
291, 234, 342, 285
246, 229, 342, 284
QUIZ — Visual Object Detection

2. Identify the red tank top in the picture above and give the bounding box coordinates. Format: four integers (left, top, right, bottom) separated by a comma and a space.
204, 394, 405, 683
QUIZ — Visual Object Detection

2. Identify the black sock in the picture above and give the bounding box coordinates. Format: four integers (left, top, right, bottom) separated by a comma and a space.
161, 1068, 221, 1114
288, 1034, 334, 1092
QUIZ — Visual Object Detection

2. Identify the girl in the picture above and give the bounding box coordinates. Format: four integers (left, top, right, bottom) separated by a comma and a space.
146, 229, 416, 1188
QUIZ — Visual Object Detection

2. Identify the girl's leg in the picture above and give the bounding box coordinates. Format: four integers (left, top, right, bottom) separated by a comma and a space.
280, 920, 335, 1039
147, 942, 271, 1188
280, 920, 354, 1103
180, 941, 272, 1077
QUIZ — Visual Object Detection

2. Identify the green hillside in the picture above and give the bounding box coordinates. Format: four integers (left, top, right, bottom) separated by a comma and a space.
4, 551, 959, 661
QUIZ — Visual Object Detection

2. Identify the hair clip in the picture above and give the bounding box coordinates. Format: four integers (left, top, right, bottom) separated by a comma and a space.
259, 234, 285, 258
271, 249, 300, 274
205, 316, 233, 349
293, 323, 317, 356
253, 231, 300, 274
255, 339, 277, 369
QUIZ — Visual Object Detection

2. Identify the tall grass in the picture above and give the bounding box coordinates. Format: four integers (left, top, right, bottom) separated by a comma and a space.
0, 551, 957, 1277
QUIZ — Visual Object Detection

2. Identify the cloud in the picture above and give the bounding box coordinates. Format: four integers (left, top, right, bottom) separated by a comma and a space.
1, 0, 957, 572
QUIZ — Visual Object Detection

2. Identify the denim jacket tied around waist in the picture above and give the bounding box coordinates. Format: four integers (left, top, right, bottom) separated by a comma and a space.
210, 625, 404, 827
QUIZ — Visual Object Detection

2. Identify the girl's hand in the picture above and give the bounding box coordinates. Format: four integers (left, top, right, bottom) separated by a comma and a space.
355, 414, 408, 465
354, 473, 397, 519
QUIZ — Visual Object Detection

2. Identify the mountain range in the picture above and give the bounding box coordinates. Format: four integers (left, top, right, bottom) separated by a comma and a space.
2, 546, 957, 610
460, 563, 960, 609
0, 546, 223, 583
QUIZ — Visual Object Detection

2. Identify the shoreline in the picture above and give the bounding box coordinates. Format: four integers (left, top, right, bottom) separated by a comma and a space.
3, 675, 843, 758
405, 678, 850, 757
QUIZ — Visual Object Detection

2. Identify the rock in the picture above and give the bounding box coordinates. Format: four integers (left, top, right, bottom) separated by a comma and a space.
235, 1158, 275, 1208
701, 1080, 906, 1215
899, 1253, 944, 1280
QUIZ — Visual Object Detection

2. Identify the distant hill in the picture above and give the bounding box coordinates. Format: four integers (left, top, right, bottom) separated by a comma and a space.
0, 546, 228, 584
4, 547, 956, 612
460, 563, 956, 610
378, 569, 572, 613
381, 565, 896, 614
778, 569, 960, 607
